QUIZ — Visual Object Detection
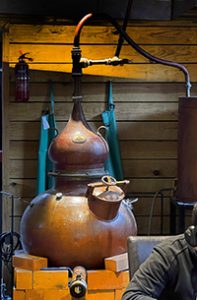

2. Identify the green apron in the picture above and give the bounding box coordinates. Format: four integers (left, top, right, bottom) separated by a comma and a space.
36, 83, 57, 194
102, 81, 124, 180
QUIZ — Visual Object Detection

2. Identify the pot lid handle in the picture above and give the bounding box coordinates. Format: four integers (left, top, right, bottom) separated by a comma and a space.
101, 175, 129, 187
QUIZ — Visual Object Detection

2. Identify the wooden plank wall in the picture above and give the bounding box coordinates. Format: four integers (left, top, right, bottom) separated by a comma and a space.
2, 17, 197, 235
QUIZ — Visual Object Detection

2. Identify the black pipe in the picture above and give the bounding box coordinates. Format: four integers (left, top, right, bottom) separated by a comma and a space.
115, 0, 134, 57
0, 39, 2, 295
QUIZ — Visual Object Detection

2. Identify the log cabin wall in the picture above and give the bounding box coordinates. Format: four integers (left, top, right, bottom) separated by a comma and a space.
1, 15, 197, 235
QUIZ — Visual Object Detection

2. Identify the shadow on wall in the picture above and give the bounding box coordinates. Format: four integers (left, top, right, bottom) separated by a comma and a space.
0, 0, 195, 20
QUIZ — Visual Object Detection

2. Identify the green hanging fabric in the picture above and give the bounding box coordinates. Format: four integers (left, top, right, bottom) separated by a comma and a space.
36, 83, 57, 194
36, 112, 49, 194
101, 81, 124, 181
46, 83, 57, 190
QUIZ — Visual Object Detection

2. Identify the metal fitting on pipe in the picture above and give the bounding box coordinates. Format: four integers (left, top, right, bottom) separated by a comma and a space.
69, 266, 87, 298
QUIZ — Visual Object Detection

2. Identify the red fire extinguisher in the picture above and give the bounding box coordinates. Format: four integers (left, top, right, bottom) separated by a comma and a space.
15, 52, 33, 102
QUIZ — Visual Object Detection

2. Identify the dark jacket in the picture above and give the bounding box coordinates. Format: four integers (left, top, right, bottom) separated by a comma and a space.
122, 234, 197, 300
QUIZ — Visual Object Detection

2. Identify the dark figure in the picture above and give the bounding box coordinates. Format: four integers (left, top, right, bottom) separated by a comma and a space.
122, 203, 197, 300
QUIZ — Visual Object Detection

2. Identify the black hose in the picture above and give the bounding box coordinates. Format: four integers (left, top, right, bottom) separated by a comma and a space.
115, 0, 134, 57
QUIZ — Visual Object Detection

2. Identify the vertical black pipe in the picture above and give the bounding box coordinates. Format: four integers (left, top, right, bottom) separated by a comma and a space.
170, 0, 175, 20
0, 33, 2, 288
115, 0, 134, 57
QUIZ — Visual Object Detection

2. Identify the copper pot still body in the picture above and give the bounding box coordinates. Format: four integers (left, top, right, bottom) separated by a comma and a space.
20, 100, 137, 269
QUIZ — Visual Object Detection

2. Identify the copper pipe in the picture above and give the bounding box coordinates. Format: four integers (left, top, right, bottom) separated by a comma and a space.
74, 13, 93, 47
73, 13, 191, 97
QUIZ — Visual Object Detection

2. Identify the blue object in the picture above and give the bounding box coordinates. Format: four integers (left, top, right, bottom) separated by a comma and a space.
36, 83, 57, 194
102, 81, 124, 180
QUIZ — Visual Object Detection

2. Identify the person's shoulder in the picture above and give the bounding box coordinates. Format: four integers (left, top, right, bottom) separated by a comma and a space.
154, 234, 187, 256
156, 234, 185, 245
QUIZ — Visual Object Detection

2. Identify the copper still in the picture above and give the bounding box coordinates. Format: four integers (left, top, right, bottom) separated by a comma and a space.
20, 49, 137, 268
20, 99, 137, 268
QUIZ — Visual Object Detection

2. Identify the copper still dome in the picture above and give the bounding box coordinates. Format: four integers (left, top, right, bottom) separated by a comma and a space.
48, 101, 109, 171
